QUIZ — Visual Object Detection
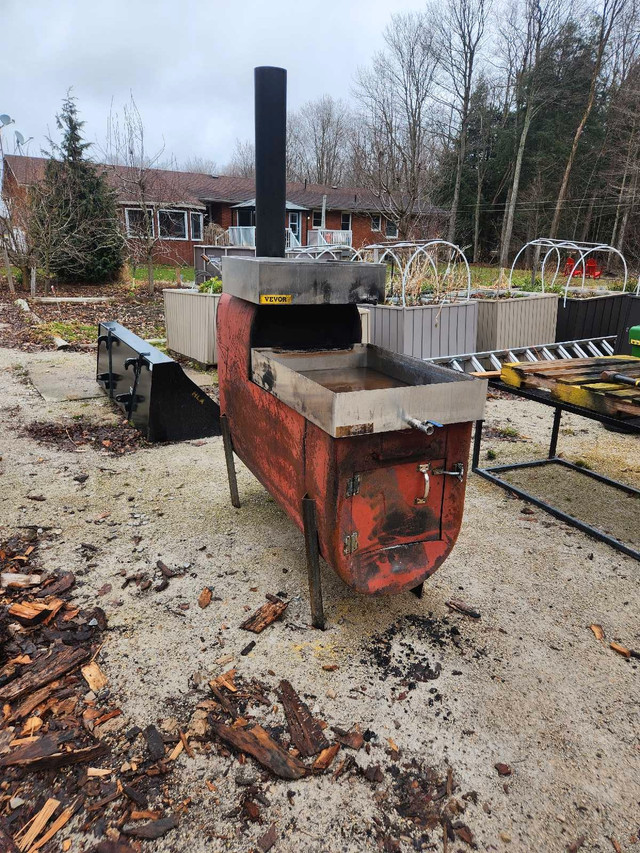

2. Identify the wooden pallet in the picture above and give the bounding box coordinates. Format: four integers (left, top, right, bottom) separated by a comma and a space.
501, 356, 640, 419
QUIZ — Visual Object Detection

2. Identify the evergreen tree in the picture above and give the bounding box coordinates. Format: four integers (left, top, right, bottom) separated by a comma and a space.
34, 93, 122, 283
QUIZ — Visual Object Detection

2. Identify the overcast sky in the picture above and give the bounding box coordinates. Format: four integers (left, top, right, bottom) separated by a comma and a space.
3, 0, 425, 171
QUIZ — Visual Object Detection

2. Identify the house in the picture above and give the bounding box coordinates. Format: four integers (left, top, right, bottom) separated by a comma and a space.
2, 155, 446, 265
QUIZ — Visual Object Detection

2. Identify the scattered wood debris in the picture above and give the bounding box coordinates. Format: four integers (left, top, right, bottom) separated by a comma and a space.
210, 721, 307, 780
446, 599, 481, 619
589, 624, 605, 640
610, 642, 631, 658
198, 587, 212, 608
278, 679, 329, 757
240, 594, 288, 633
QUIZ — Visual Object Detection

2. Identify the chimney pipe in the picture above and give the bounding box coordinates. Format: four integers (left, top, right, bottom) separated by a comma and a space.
254, 66, 287, 258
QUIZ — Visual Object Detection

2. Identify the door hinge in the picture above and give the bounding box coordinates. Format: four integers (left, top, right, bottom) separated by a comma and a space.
346, 474, 361, 497
343, 531, 359, 555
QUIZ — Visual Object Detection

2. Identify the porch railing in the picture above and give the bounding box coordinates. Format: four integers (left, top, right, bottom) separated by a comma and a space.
226, 226, 301, 249
307, 229, 353, 247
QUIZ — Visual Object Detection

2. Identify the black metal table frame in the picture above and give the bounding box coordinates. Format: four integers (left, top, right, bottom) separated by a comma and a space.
471, 381, 640, 561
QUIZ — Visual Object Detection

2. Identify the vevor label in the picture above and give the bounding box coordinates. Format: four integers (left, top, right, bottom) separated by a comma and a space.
259, 294, 292, 304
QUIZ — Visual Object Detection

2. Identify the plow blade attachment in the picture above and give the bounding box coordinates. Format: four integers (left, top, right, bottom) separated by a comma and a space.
96, 321, 220, 441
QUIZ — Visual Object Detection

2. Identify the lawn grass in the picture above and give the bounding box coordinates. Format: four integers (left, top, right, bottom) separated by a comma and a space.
131, 265, 195, 284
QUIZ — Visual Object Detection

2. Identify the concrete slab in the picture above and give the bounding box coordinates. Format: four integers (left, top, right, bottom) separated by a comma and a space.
28, 354, 103, 402
183, 366, 216, 388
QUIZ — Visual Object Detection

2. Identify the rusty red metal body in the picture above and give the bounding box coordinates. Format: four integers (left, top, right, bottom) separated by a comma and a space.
217, 294, 472, 595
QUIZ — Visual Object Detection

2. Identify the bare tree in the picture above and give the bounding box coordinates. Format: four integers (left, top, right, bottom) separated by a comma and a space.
353, 11, 440, 238
180, 155, 218, 175
288, 96, 352, 185
436, 0, 490, 244
498, 0, 566, 268
549, 0, 627, 236
224, 139, 255, 177
104, 96, 181, 293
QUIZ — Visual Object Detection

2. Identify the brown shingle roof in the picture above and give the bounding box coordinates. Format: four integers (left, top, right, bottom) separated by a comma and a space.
3, 154, 443, 215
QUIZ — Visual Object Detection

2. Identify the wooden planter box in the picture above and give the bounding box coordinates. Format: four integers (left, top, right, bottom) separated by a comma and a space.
366, 302, 478, 359
555, 292, 630, 343
475, 293, 559, 352
164, 289, 221, 366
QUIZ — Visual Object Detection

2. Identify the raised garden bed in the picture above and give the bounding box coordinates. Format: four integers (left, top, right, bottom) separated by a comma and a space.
365, 302, 478, 359
555, 291, 630, 343
474, 292, 559, 352
164, 288, 221, 366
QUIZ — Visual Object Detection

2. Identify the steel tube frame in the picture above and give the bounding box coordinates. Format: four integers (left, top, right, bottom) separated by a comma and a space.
471, 385, 640, 561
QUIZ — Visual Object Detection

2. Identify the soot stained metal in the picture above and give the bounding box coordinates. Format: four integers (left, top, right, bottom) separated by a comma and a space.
217, 67, 487, 628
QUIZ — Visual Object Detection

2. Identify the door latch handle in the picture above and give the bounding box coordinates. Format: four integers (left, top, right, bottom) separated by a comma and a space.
415, 463, 430, 504
432, 462, 464, 482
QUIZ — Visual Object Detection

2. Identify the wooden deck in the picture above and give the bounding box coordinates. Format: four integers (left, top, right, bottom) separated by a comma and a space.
501, 356, 640, 419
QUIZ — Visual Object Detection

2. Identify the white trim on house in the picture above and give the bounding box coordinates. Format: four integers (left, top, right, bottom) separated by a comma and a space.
158, 209, 188, 241
125, 207, 155, 238
190, 211, 203, 242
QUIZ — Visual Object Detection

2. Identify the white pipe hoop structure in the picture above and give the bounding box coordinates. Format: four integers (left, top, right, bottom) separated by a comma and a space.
509, 238, 628, 304
400, 241, 472, 307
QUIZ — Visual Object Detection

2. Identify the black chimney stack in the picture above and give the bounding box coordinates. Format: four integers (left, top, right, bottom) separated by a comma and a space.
254, 66, 287, 258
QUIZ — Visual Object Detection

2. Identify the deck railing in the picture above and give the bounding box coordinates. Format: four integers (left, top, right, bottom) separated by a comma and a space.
226, 226, 301, 249
307, 229, 353, 247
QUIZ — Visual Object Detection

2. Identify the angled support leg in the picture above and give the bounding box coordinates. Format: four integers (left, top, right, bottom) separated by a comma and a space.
410, 582, 424, 599
220, 415, 240, 508
302, 496, 325, 630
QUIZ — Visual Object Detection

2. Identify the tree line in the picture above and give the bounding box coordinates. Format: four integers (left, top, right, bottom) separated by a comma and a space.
228, 0, 640, 267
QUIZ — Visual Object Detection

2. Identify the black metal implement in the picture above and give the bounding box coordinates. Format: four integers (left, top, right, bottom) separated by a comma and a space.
254, 66, 287, 259
472, 381, 640, 561
96, 321, 220, 441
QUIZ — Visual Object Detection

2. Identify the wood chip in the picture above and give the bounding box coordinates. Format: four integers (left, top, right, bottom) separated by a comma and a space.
0, 573, 42, 589
210, 721, 307, 780
445, 599, 481, 619
0, 735, 107, 770
81, 661, 108, 692
240, 597, 288, 633
610, 642, 631, 658
332, 724, 364, 750
144, 724, 165, 761
168, 740, 184, 761
257, 823, 277, 852
589, 624, 605, 640
198, 588, 212, 608
27, 800, 79, 852
210, 669, 237, 693
278, 679, 329, 757
122, 815, 178, 840
312, 743, 340, 772
15, 797, 59, 852
494, 762, 512, 776
609, 838, 622, 853
8, 599, 64, 627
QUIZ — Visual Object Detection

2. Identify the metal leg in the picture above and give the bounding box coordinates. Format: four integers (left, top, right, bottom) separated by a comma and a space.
549, 407, 562, 458
302, 496, 325, 630
220, 415, 240, 508
472, 420, 484, 470
410, 582, 424, 599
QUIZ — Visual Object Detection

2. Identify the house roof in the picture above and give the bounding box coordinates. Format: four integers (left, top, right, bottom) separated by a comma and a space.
3, 154, 444, 216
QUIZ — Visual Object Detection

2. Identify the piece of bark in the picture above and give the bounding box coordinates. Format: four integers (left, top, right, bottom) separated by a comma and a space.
0, 645, 90, 703
610, 642, 631, 658
35, 572, 75, 598
240, 641, 256, 656
144, 725, 165, 762
445, 599, 481, 619
198, 588, 212, 609
312, 743, 340, 773
81, 661, 108, 692
240, 598, 288, 633
8, 599, 64, 627
332, 724, 364, 750
257, 823, 277, 852
210, 721, 307, 780
363, 764, 384, 783
453, 823, 475, 846
6, 683, 57, 723
1, 573, 42, 589
122, 784, 148, 809
589, 624, 604, 641
122, 815, 178, 840
156, 560, 175, 578
494, 763, 512, 776
0, 735, 108, 770
278, 679, 329, 757
0, 816, 20, 852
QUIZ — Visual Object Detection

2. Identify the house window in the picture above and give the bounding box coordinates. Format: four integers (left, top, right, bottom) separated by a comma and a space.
125, 208, 154, 238
312, 210, 323, 228
385, 218, 398, 238
341, 212, 351, 231
158, 209, 188, 240
370, 214, 381, 231
190, 212, 203, 241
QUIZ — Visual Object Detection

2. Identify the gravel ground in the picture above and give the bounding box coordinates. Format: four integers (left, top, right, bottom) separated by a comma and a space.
0, 347, 638, 853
